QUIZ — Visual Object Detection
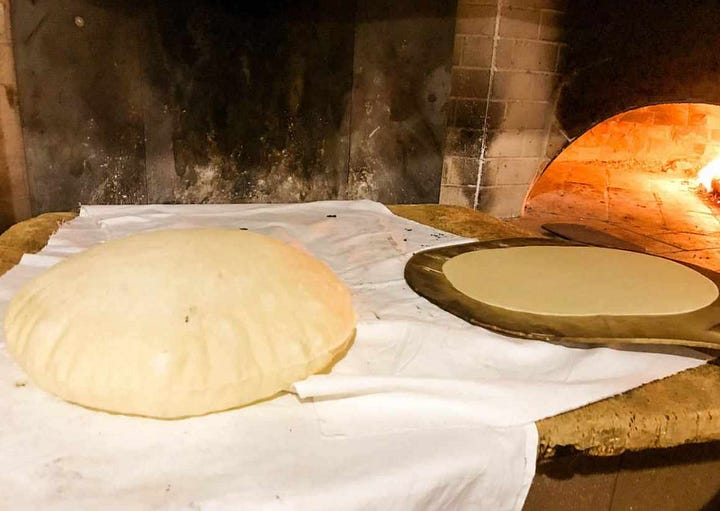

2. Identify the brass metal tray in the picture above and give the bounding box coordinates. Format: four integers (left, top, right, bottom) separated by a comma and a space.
405, 238, 720, 350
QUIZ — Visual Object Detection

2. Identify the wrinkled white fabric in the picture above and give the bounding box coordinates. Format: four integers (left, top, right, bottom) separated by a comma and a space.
0, 200, 704, 510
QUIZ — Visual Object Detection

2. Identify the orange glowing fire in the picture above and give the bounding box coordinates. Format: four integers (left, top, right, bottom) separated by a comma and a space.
697, 157, 720, 193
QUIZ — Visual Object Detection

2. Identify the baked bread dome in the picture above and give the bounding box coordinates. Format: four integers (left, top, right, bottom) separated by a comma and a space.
4, 229, 356, 418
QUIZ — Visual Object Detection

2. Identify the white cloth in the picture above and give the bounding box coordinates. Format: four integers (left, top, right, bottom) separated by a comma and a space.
0, 200, 705, 510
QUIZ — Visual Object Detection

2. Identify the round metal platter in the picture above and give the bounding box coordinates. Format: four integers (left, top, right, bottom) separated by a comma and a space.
405, 238, 720, 350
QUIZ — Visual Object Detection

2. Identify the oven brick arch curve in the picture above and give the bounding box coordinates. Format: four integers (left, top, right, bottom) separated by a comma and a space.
525, 102, 720, 220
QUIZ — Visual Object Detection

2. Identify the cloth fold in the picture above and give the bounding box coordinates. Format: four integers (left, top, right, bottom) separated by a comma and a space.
293, 320, 706, 433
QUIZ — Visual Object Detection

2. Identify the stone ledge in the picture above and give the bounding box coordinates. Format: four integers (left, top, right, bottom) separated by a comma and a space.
536, 361, 720, 458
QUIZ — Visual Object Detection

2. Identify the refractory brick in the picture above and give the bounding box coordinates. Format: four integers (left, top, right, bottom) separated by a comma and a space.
496, 39, 560, 72
451, 68, 491, 98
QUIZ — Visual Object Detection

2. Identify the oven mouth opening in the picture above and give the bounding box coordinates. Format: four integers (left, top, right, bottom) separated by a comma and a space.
519, 103, 720, 270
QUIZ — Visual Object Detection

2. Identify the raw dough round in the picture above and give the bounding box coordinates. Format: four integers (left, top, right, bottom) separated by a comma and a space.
4, 229, 356, 418
442, 246, 718, 316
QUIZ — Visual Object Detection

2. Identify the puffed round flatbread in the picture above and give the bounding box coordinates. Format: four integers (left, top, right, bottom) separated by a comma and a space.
4, 229, 356, 418
442, 246, 718, 317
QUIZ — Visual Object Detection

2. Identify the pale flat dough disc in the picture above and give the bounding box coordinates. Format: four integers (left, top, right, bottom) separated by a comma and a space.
4, 229, 356, 419
442, 246, 718, 317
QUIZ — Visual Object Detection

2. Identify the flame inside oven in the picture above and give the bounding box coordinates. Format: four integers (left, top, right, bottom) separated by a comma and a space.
697, 156, 720, 194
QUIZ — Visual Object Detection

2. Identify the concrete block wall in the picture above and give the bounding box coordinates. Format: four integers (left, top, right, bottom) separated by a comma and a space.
0, 0, 29, 229
441, 0, 566, 217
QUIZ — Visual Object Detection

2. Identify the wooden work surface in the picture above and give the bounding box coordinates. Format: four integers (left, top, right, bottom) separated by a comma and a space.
3, 205, 720, 459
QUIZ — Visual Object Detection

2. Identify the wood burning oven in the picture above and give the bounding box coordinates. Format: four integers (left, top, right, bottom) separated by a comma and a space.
443, 0, 720, 223
522, 103, 720, 270
1, 0, 720, 238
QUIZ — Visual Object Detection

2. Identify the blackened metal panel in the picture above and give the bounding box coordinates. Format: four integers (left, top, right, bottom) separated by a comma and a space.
348, 0, 456, 203
150, 1, 355, 204
12, 0, 148, 213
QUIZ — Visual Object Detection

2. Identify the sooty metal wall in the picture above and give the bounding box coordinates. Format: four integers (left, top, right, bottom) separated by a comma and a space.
12, 0, 456, 214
